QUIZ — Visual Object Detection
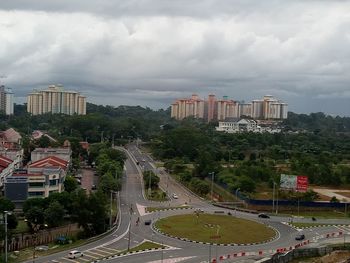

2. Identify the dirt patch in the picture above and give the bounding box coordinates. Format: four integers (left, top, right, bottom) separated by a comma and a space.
315, 250, 350, 263
334, 191, 350, 199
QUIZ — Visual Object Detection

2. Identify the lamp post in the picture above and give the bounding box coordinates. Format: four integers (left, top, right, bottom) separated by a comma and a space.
272, 181, 276, 214
209, 172, 215, 202
235, 188, 240, 216
148, 171, 152, 197
4, 211, 12, 263
24, 219, 47, 263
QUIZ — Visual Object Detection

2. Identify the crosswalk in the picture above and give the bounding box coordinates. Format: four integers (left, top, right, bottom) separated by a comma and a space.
334, 225, 350, 234
50, 246, 120, 263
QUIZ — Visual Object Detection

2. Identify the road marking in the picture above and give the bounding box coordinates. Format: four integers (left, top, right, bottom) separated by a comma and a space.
79, 257, 90, 262
101, 247, 120, 252
85, 250, 106, 257
93, 247, 113, 254
81, 253, 98, 259
147, 256, 196, 263
60, 258, 79, 263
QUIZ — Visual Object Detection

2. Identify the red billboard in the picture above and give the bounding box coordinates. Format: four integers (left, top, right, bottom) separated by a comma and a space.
296, 176, 308, 192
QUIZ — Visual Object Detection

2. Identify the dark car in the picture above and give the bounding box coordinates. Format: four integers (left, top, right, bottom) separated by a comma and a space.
258, 213, 270, 219
144, 220, 152, 225
295, 233, 305, 240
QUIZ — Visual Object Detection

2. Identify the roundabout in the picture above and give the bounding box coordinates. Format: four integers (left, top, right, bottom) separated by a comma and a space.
154, 213, 277, 245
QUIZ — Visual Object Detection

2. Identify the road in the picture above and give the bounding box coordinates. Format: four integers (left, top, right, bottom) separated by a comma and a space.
28, 143, 350, 263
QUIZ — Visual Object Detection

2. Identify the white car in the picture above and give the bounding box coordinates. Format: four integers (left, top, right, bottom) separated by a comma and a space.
172, 193, 179, 199
68, 250, 83, 259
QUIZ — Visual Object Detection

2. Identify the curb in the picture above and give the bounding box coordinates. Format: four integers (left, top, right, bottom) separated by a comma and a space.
152, 218, 278, 247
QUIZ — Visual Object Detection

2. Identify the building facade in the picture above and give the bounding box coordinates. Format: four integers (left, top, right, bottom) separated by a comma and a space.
27, 85, 86, 115
0, 85, 14, 115
171, 94, 288, 122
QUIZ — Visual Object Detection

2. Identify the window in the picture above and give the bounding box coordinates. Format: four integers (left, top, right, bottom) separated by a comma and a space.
49, 179, 58, 186
29, 182, 44, 188
28, 191, 44, 197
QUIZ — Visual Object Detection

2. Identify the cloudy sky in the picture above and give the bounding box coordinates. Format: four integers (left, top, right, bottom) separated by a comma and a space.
1, 0, 350, 115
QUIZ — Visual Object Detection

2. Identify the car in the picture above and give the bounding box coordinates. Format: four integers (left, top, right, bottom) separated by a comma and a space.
295, 233, 305, 240
258, 213, 270, 219
194, 208, 204, 213
144, 219, 152, 225
172, 193, 179, 199
91, 184, 97, 190
68, 250, 83, 259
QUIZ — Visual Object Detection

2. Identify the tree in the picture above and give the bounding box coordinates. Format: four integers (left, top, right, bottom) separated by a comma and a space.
99, 173, 120, 194
143, 171, 160, 189
64, 176, 78, 193
25, 207, 45, 230
44, 201, 65, 227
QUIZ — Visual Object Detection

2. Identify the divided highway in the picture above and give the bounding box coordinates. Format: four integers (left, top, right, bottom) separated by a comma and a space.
27, 144, 350, 263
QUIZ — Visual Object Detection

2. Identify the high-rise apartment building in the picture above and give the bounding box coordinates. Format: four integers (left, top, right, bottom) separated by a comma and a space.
0, 86, 14, 115
171, 94, 288, 121
27, 85, 86, 115
170, 94, 204, 120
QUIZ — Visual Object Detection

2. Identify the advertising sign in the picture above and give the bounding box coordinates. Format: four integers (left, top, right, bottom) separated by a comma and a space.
296, 176, 308, 192
280, 174, 308, 192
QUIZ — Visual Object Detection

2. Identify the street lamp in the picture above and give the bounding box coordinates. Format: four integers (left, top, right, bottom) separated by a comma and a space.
109, 190, 118, 229
4, 211, 12, 263
235, 188, 240, 215
209, 172, 215, 202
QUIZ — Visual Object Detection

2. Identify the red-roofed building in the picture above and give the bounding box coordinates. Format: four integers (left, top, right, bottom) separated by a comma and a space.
0, 153, 23, 187
28, 156, 69, 171
0, 128, 22, 149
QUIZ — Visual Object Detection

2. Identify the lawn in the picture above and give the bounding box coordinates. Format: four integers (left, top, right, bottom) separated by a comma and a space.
155, 214, 275, 244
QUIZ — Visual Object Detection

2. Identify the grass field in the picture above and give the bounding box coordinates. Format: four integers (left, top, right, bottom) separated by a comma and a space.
155, 214, 275, 244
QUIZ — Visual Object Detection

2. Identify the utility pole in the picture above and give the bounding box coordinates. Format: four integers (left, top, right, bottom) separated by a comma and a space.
4, 211, 11, 263
209, 172, 215, 202
109, 191, 113, 229
272, 182, 275, 214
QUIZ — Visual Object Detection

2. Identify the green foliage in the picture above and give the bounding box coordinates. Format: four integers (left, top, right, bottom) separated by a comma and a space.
330, 196, 340, 203
189, 178, 210, 196
143, 171, 160, 189
44, 201, 65, 227
64, 176, 78, 193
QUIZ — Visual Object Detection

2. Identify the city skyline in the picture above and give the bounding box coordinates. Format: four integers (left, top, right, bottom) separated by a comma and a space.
171, 94, 287, 122
0, 1, 350, 116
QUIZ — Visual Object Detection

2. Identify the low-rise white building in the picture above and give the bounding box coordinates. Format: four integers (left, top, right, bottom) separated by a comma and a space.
216, 119, 282, 133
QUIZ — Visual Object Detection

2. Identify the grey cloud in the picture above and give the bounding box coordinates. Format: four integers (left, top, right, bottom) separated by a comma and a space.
1, 1, 350, 115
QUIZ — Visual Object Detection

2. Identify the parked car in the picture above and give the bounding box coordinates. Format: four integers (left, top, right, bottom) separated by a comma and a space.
258, 213, 270, 219
295, 233, 305, 240
91, 184, 97, 190
68, 250, 83, 259
194, 208, 204, 213
144, 220, 152, 225
172, 193, 179, 199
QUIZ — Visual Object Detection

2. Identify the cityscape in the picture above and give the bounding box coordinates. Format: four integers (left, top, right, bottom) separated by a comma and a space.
0, 1, 350, 263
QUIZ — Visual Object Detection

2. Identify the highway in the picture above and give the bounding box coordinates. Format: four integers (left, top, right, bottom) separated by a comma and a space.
27, 143, 350, 263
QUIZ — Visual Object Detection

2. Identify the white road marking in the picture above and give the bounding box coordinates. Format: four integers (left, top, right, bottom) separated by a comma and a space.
101, 247, 120, 252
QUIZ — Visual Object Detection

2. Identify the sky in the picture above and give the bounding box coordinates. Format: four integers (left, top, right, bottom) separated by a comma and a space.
0, 0, 350, 116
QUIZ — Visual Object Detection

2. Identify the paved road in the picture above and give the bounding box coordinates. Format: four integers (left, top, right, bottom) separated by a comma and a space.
29, 143, 350, 263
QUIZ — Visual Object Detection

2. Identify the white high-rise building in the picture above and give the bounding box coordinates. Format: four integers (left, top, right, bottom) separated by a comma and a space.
0, 86, 14, 115
27, 85, 86, 115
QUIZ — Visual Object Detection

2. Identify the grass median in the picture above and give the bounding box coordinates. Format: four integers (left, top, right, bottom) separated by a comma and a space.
155, 214, 275, 244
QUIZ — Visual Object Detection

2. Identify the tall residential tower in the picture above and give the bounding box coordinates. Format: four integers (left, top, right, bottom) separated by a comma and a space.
27, 85, 86, 115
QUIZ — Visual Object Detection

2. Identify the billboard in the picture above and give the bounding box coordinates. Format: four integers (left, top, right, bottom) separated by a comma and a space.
280, 174, 308, 192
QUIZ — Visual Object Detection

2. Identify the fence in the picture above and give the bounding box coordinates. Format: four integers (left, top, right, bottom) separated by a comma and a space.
5, 223, 80, 252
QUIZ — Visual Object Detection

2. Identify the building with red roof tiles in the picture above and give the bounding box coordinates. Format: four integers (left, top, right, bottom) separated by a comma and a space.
31, 147, 71, 164
0, 128, 22, 150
